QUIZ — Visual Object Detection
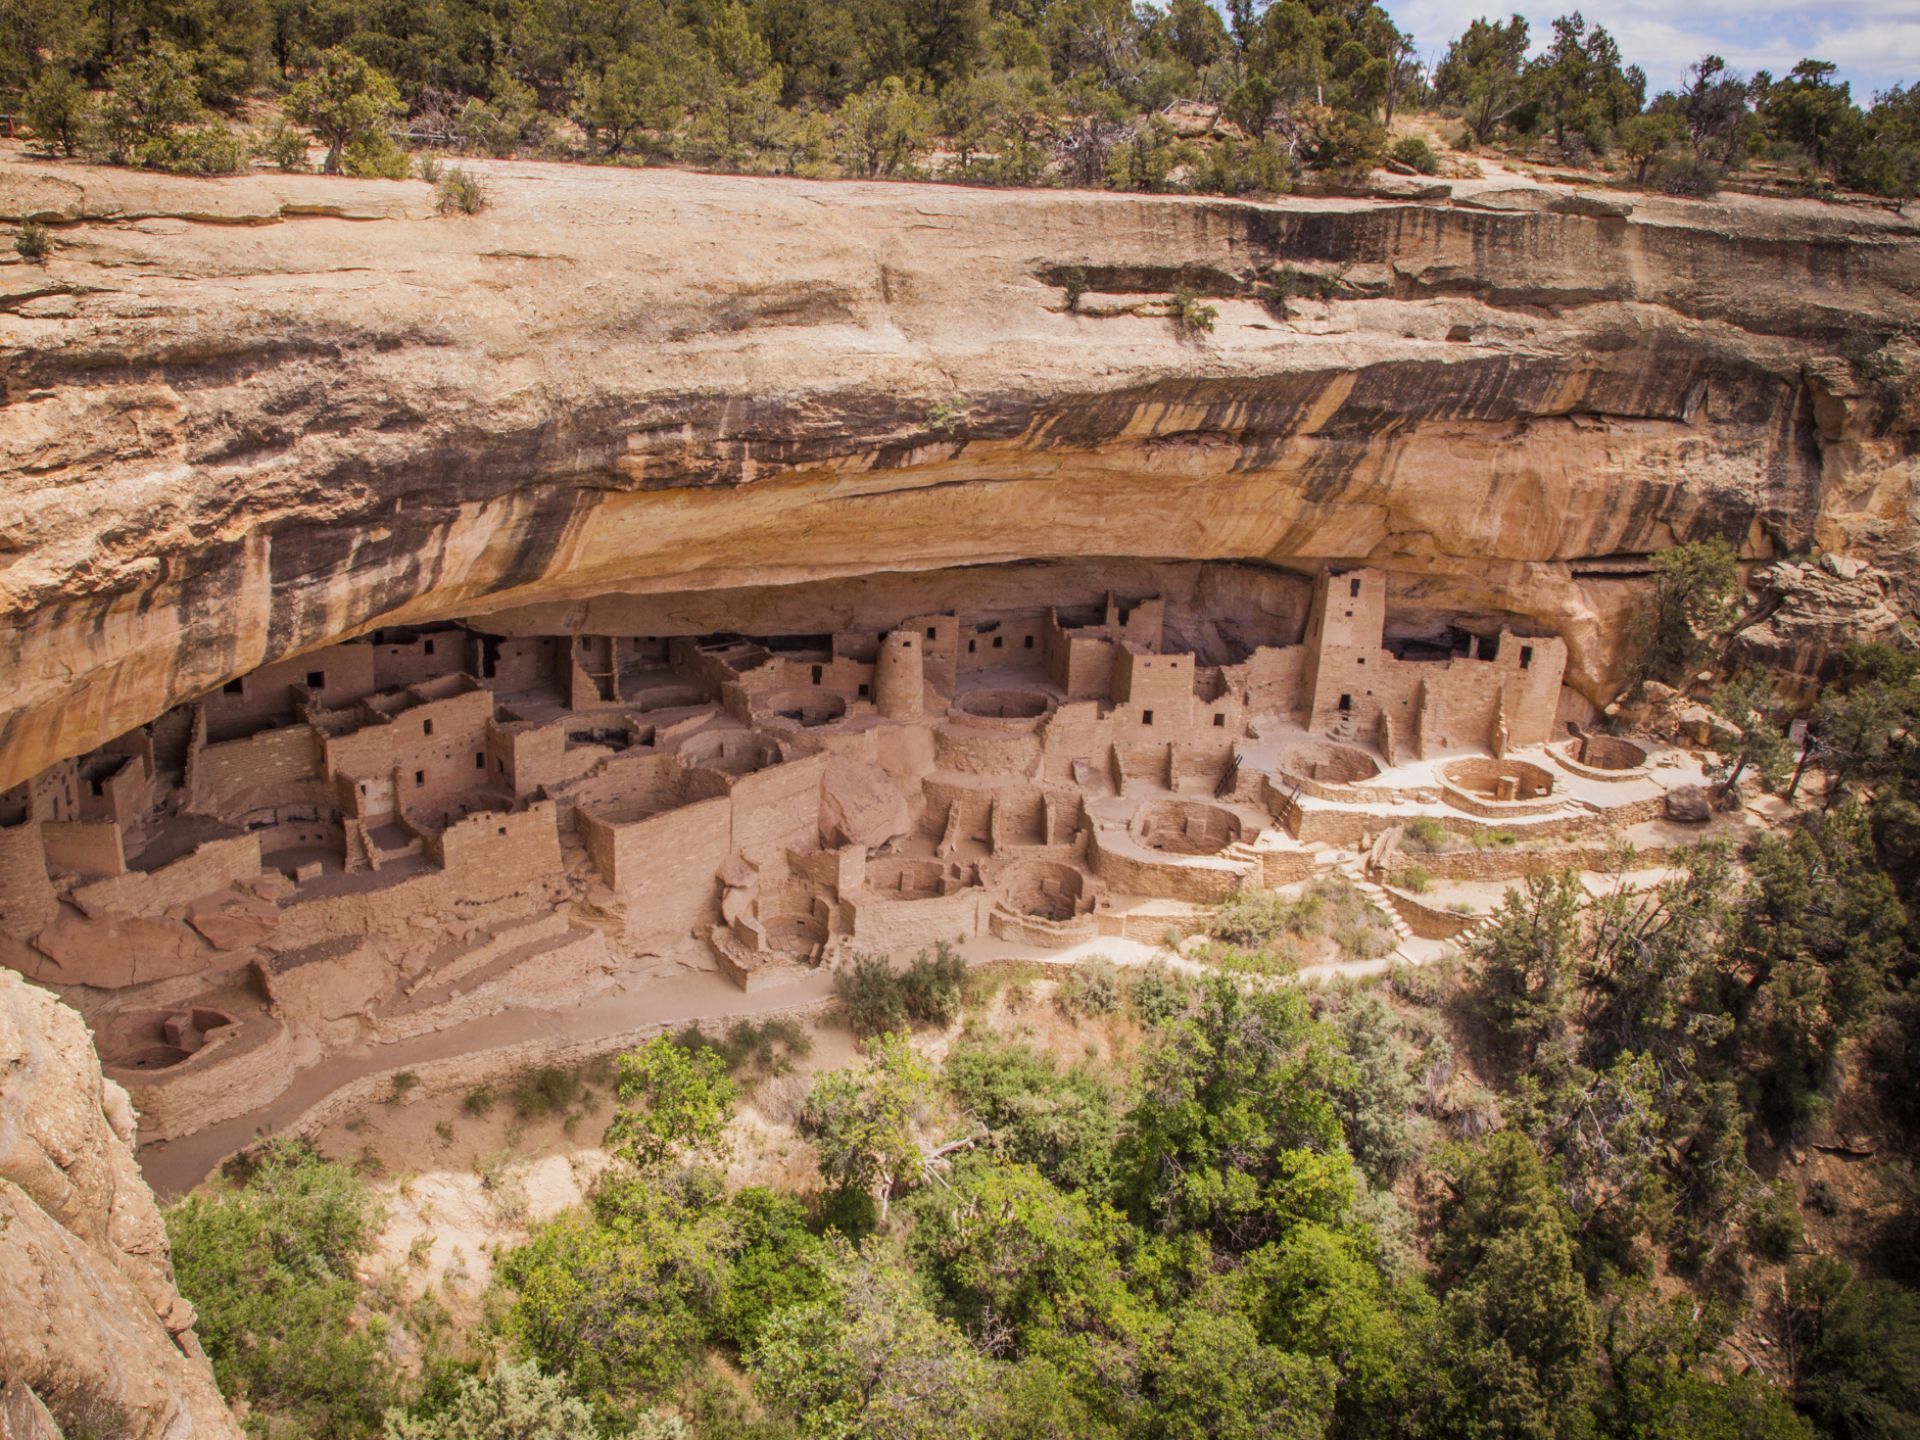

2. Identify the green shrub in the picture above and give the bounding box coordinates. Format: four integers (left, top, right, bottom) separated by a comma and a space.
1060, 265, 1088, 311
462, 1084, 496, 1117
436, 165, 488, 214
416, 153, 445, 183
341, 131, 412, 178
257, 121, 310, 171
1390, 135, 1439, 173
1056, 954, 1122, 1016
943, 1037, 1117, 1192
1747, 1178, 1805, 1262
147, 122, 251, 175
1467, 828, 1518, 849
22, 68, 94, 157
508, 1065, 584, 1120
1399, 864, 1432, 894
1169, 286, 1217, 334
1213, 888, 1325, 946
899, 942, 966, 1026
14, 219, 52, 263
834, 952, 909, 1037
166, 1142, 398, 1438
386, 1359, 600, 1440
1128, 962, 1191, 1025
1402, 816, 1449, 853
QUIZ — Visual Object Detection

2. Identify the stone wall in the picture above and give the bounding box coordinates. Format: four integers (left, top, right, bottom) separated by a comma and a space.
41, 821, 127, 879
0, 820, 56, 938
187, 725, 325, 819
71, 836, 262, 919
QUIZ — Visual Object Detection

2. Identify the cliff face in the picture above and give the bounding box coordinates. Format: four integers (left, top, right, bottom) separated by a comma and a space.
0, 968, 240, 1439
1, 154, 1916, 789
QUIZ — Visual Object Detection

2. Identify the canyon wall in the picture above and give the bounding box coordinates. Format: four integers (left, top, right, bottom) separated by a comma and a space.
0, 968, 239, 1438
1, 155, 1916, 789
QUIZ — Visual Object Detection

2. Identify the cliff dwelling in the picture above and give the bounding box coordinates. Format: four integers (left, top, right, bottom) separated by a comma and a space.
0, 560, 1713, 1149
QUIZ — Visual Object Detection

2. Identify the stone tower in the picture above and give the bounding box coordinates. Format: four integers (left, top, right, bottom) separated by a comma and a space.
874, 629, 925, 720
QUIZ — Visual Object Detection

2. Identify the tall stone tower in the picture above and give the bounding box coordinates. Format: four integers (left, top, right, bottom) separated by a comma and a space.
874, 629, 925, 720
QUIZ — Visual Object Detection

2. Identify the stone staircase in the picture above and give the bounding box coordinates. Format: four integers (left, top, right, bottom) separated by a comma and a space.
1332, 855, 1418, 953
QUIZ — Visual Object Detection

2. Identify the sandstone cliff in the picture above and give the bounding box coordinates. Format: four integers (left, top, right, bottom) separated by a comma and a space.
1, 152, 1916, 788
0, 968, 239, 1439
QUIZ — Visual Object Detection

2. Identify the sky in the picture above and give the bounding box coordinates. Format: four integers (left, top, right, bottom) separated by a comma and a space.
1390, 0, 1917, 100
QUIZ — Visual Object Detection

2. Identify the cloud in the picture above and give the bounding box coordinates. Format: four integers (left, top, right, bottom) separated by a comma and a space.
1391, 0, 1918, 95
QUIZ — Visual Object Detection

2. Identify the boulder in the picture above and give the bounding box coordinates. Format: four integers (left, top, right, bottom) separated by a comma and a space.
1665, 786, 1712, 823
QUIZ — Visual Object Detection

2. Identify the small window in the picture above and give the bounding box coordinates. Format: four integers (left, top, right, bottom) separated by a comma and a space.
992, 636, 1003, 649
1520, 645, 1534, 670
1024, 635, 1035, 649
424, 639, 435, 655
223, 678, 244, 696
1343, 610, 1352, 620
1338, 694, 1352, 714
1349, 578, 1362, 598
811, 665, 824, 684
306, 671, 325, 689
498, 758, 507, 773
925, 626, 937, 640
423, 718, 434, 736
579, 637, 590, 652
474, 752, 485, 769
1142, 710, 1154, 726
498, 826, 508, 836
1357, 657, 1366, 665
414, 770, 426, 786
858, 683, 871, 699
1213, 713, 1226, 727
967, 639, 976, 653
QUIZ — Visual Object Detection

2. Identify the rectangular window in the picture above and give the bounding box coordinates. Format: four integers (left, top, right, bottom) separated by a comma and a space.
925, 626, 937, 640
967, 639, 976, 653
1338, 694, 1353, 714
1142, 710, 1154, 726
858, 683, 871, 699
306, 671, 325, 689
475, 752, 485, 769
424, 639, 434, 655
1213, 713, 1226, 727
1520, 646, 1534, 670
423, 718, 433, 736
223, 679, 244, 695
1349, 578, 1362, 598
993, 636, 1003, 649
414, 770, 425, 786
811, 665, 824, 684
1024, 635, 1035, 649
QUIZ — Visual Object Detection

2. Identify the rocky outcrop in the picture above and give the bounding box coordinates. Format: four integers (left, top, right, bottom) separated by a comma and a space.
0, 152, 1916, 788
0, 968, 239, 1439
1732, 554, 1913, 696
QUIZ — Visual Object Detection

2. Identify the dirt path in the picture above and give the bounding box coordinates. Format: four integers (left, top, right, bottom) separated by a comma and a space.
139, 965, 835, 1200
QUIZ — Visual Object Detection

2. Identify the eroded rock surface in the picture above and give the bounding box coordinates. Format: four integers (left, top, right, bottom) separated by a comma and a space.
0, 968, 238, 1439
2, 153, 1916, 789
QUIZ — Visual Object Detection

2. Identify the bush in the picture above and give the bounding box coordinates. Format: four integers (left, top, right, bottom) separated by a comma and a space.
386, 1359, 600, 1440
899, 942, 966, 1026
341, 132, 412, 179
1467, 828, 1518, 849
23, 68, 93, 157
834, 952, 909, 1037
1398, 864, 1432, 894
1169, 286, 1217, 334
416, 153, 445, 183
436, 165, 488, 214
507, 1065, 584, 1120
1747, 1178, 1805, 1262
1056, 955, 1122, 1017
1402, 816, 1449, 853
1128, 962, 1191, 1025
15, 219, 52, 263
1060, 266, 1088, 311
166, 1142, 399, 1438
147, 123, 251, 175
1649, 152, 1724, 197
256, 121, 311, 171
1213, 888, 1325, 946
1390, 135, 1439, 174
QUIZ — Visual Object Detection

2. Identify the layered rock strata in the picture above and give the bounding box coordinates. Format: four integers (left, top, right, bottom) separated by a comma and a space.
1, 155, 1915, 790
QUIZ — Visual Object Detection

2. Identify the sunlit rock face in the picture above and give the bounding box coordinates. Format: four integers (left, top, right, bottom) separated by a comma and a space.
1, 155, 1916, 789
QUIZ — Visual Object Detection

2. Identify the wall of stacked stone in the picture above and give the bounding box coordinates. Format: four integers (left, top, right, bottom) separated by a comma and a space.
112, 1016, 294, 1143
1257, 846, 1322, 887
1393, 838, 1689, 883
0, 821, 56, 938
188, 725, 326, 817
1380, 887, 1478, 940
933, 724, 1044, 776
848, 889, 988, 952
988, 904, 1099, 948
606, 796, 733, 945
72, 835, 262, 919
1087, 827, 1250, 903
41, 821, 127, 879
202, 643, 377, 739
431, 803, 563, 898
730, 754, 831, 860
